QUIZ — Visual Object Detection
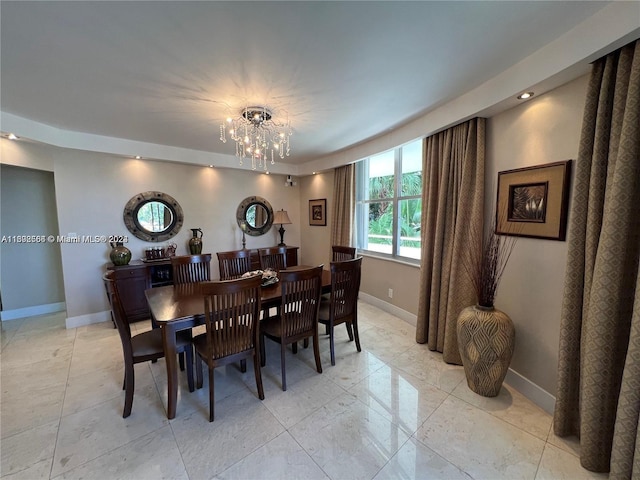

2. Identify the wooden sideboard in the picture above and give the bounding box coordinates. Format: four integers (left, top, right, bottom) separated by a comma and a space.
106, 246, 298, 322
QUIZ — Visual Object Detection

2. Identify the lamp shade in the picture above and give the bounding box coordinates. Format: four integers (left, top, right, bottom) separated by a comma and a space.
273, 209, 291, 225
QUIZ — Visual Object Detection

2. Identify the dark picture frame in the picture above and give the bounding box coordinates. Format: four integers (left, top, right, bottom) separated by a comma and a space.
496, 160, 572, 240
309, 198, 327, 226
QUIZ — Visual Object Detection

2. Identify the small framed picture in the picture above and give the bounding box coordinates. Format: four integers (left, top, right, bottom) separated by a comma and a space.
496, 160, 572, 240
309, 199, 327, 226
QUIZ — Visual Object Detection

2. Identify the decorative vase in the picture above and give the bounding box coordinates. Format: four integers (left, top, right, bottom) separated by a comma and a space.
188, 228, 203, 255
456, 304, 515, 397
109, 241, 131, 266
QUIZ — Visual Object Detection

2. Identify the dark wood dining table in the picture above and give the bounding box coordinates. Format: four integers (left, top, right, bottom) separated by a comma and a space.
145, 267, 331, 419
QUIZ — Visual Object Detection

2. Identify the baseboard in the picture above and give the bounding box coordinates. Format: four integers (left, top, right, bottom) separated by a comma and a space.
65, 310, 111, 329
358, 292, 417, 327
505, 368, 556, 415
0, 302, 66, 321
357, 294, 556, 415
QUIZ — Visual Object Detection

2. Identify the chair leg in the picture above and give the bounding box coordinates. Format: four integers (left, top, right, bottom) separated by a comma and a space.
240, 359, 247, 373
179, 352, 185, 371
208, 364, 215, 422
313, 333, 323, 374
185, 348, 195, 393
253, 353, 265, 400
353, 319, 362, 352
260, 334, 266, 367
123, 362, 135, 418
303, 338, 309, 348
280, 342, 287, 391
346, 322, 354, 341
329, 323, 336, 366
196, 355, 204, 390
325, 324, 330, 335
292, 342, 297, 354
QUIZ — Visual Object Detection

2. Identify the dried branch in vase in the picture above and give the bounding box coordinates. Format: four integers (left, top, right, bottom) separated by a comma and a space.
463, 214, 519, 309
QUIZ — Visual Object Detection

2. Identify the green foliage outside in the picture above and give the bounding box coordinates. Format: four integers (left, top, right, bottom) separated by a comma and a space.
367, 172, 422, 247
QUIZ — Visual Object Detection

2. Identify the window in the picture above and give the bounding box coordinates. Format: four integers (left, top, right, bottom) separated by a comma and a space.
355, 139, 422, 261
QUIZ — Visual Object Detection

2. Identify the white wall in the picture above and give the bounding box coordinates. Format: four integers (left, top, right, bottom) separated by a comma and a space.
486, 74, 589, 396
1, 141, 301, 326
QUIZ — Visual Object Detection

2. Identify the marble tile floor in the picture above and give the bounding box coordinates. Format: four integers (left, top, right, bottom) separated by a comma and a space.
0, 302, 607, 480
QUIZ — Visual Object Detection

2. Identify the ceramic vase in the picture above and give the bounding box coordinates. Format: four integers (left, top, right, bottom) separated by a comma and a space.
109, 241, 132, 266
456, 305, 515, 397
188, 228, 203, 255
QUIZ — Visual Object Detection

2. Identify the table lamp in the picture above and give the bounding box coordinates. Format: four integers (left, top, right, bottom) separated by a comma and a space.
273, 209, 292, 246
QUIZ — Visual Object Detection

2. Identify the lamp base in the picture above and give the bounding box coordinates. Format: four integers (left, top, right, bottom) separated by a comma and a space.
278, 225, 286, 246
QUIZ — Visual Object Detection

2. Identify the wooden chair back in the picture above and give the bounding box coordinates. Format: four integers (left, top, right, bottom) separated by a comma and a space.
197, 275, 264, 420
318, 257, 363, 365
171, 254, 212, 284
103, 271, 116, 327
201, 275, 263, 361
332, 245, 356, 261
328, 257, 362, 323
258, 246, 287, 272
217, 249, 252, 280
108, 280, 136, 360
279, 265, 323, 342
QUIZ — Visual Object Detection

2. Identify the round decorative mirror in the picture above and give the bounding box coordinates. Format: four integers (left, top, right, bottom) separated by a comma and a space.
236, 196, 274, 236
123, 191, 184, 242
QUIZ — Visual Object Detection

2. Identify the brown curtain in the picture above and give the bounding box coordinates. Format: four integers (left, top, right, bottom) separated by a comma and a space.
331, 164, 354, 247
553, 39, 640, 477
415, 118, 485, 365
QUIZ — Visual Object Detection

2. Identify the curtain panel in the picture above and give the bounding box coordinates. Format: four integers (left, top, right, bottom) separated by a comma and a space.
331, 164, 355, 248
553, 39, 640, 477
415, 118, 485, 365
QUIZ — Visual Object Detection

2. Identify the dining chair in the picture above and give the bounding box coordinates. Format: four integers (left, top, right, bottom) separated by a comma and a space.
258, 246, 288, 272
193, 275, 264, 421
108, 281, 194, 418
320, 246, 357, 333
217, 249, 252, 280
171, 254, 212, 284
332, 245, 356, 261
260, 265, 323, 391
318, 257, 363, 365
102, 271, 116, 328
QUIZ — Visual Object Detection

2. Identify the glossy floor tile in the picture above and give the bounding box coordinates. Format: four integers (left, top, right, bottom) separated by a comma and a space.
0, 305, 605, 479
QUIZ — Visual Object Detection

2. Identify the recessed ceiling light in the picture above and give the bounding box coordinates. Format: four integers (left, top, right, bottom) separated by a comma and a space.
134, 155, 142, 159
7, 133, 18, 140
517, 92, 534, 100
209, 165, 214, 168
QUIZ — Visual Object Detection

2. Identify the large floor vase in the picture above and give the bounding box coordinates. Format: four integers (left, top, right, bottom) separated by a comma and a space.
456, 305, 515, 397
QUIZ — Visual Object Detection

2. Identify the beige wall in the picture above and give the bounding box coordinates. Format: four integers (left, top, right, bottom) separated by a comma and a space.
0, 73, 590, 400
486, 74, 589, 395
1, 142, 301, 323
0, 164, 65, 311
299, 172, 333, 269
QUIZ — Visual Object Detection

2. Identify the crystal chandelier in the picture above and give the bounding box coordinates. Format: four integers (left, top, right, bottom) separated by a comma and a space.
219, 106, 292, 170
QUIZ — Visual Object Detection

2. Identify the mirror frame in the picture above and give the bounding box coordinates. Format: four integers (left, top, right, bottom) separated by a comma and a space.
123, 191, 184, 242
236, 196, 274, 236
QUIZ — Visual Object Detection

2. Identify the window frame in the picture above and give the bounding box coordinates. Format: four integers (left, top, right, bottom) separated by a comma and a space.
355, 140, 422, 264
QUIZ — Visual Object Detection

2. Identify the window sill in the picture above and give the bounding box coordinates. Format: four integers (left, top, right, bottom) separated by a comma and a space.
358, 251, 420, 268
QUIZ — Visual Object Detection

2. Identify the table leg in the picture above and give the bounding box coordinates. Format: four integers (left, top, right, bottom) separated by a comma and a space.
162, 324, 179, 419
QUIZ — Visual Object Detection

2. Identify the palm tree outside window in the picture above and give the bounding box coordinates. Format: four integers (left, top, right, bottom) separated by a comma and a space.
355, 139, 422, 262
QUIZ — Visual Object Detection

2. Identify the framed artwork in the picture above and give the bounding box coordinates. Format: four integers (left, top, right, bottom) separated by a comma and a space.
496, 160, 572, 240
309, 198, 327, 226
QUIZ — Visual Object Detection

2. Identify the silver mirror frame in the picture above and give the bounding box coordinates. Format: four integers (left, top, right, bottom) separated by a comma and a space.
123, 191, 184, 242
236, 196, 274, 236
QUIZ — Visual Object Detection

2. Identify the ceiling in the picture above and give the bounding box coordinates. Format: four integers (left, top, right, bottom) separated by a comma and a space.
1, 1, 636, 174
